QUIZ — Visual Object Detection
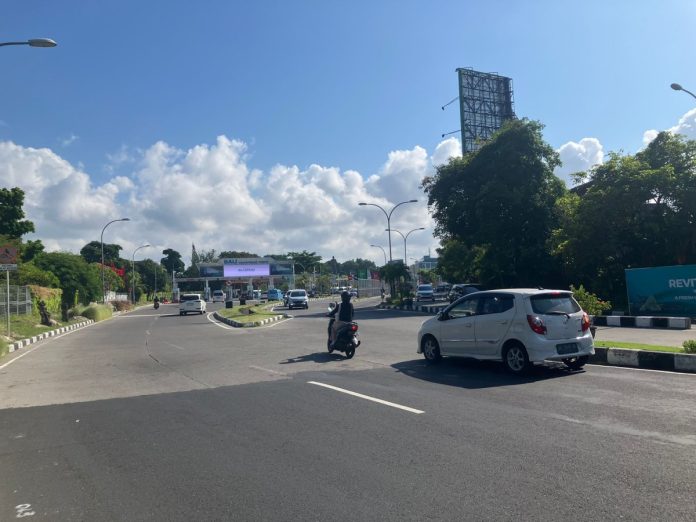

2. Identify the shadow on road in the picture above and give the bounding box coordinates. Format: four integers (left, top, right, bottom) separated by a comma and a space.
392, 358, 579, 389
280, 352, 347, 364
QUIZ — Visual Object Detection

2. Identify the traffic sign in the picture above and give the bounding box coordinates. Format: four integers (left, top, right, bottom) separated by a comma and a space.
0, 264, 17, 271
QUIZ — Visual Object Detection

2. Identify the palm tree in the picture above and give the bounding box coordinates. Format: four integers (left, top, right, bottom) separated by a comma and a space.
379, 262, 412, 301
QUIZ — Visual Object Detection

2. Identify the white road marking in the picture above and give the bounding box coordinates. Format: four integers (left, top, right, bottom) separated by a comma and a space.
163, 341, 186, 351
15, 504, 35, 518
0, 323, 95, 370
249, 365, 287, 376
206, 313, 238, 330
308, 381, 424, 414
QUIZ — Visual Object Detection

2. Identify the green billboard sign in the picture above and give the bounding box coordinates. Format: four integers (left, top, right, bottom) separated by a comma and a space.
625, 264, 696, 317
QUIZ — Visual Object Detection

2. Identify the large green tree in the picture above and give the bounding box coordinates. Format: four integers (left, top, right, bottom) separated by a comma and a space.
552, 132, 696, 304
435, 239, 482, 283
0, 187, 35, 238
135, 258, 168, 297
423, 119, 566, 288
287, 250, 322, 272
161, 248, 185, 274
34, 252, 101, 307
80, 240, 123, 264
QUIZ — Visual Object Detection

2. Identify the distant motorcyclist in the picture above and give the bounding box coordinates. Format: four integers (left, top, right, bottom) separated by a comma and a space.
328, 291, 354, 346
154, 295, 160, 309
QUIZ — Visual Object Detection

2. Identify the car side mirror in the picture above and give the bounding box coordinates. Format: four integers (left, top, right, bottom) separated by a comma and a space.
437, 311, 447, 321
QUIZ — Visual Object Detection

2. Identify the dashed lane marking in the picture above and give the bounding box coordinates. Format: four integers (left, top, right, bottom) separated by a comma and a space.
308, 381, 424, 414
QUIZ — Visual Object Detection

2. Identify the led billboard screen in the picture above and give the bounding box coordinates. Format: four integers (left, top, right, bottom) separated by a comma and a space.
223, 261, 270, 277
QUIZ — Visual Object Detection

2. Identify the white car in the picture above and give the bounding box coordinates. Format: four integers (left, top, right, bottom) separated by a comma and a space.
286, 289, 309, 309
416, 284, 435, 301
212, 290, 225, 303
180, 293, 207, 315
417, 289, 593, 374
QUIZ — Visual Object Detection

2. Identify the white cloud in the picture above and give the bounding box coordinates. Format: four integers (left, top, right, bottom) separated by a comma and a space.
643, 129, 659, 147
0, 136, 444, 267
431, 137, 462, 166
60, 133, 79, 147
555, 137, 604, 186
668, 108, 696, 139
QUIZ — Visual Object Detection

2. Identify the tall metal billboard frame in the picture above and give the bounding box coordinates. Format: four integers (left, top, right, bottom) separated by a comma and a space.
457, 68, 515, 154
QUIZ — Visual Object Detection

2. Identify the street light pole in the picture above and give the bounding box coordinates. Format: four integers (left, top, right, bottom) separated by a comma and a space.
101, 218, 130, 303
387, 227, 425, 265
0, 38, 57, 48
370, 244, 387, 265
671, 83, 696, 101
131, 244, 151, 304
358, 199, 418, 262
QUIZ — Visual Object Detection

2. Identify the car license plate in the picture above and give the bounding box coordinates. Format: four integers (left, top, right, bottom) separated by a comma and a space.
556, 342, 578, 355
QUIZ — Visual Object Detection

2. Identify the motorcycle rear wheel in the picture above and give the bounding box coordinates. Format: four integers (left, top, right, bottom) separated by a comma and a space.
344, 347, 355, 359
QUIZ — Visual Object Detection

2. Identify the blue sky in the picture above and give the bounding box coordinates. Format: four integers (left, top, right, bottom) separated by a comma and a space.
2, 0, 696, 264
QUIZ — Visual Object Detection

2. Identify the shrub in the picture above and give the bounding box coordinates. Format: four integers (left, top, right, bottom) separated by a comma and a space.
570, 284, 612, 316
110, 300, 133, 312
81, 303, 113, 322
683, 340, 696, 354
68, 304, 86, 318
29, 285, 62, 316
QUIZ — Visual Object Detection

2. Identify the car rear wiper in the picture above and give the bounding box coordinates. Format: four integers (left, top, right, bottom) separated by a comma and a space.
546, 310, 571, 319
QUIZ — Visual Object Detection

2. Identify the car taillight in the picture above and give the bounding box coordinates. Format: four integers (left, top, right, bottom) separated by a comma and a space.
350, 324, 358, 332
526, 315, 547, 335
581, 312, 590, 332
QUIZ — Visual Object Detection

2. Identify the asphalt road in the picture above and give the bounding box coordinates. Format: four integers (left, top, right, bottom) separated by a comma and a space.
1, 298, 695, 521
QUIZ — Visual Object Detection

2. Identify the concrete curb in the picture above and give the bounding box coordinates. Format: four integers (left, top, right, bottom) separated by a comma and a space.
213, 311, 287, 328
6, 320, 95, 354
591, 315, 691, 330
590, 346, 696, 373
378, 303, 696, 374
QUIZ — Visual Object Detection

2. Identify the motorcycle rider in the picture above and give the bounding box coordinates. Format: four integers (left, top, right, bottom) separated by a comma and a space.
328, 290, 354, 346
154, 295, 160, 308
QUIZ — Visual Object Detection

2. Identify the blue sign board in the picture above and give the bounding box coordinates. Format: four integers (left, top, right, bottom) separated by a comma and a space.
625, 265, 696, 317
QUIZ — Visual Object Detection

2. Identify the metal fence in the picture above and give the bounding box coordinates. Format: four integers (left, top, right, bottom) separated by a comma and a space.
0, 285, 33, 316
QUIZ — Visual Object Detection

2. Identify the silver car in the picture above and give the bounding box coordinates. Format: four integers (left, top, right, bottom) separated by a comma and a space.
417, 289, 594, 374
286, 289, 309, 309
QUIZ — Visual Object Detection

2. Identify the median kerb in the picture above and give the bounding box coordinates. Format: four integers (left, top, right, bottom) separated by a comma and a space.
213, 311, 287, 328
8, 320, 94, 354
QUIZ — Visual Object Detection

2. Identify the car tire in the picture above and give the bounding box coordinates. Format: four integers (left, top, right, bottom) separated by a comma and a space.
563, 355, 589, 371
503, 343, 530, 375
421, 335, 442, 362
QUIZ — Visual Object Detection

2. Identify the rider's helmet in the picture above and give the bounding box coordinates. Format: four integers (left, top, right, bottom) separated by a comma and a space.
341, 290, 351, 302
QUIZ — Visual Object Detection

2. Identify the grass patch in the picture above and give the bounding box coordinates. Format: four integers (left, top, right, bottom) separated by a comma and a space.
0, 313, 86, 345
594, 340, 684, 353
217, 303, 282, 322
81, 304, 113, 322
0, 339, 8, 359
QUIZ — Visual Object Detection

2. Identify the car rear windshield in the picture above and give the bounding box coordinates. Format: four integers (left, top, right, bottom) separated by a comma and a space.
418, 285, 432, 291
290, 291, 306, 297
180, 295, 200, 301
530, 293, 581, 314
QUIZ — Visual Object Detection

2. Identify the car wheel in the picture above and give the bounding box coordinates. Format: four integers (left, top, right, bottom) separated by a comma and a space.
421, 335, 442, 362
563, 355, 589, 371
503, 343, 530, 375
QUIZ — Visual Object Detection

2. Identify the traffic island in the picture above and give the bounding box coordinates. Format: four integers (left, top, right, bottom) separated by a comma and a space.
213, 311, 287, 328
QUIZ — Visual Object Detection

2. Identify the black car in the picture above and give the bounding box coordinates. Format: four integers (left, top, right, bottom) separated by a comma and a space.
447, 284, 482, 303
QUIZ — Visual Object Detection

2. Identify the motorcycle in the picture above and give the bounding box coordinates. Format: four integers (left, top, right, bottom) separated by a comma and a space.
326, 303, 360, 359
154, 300, 160, 310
